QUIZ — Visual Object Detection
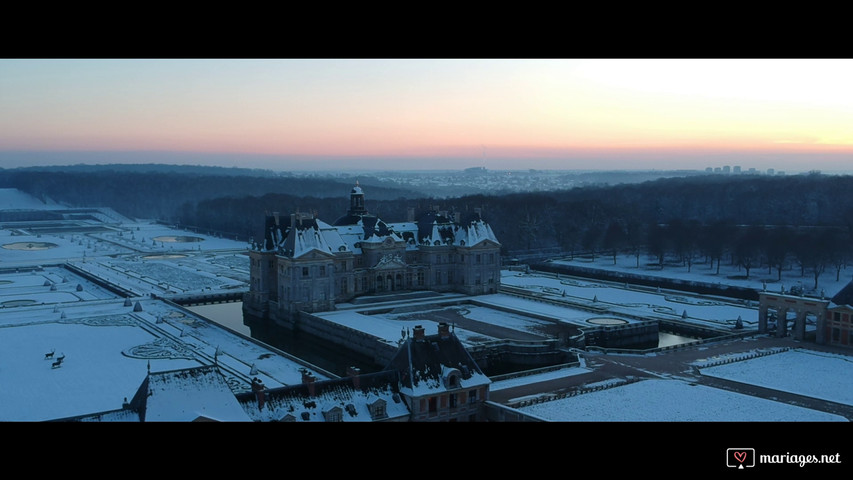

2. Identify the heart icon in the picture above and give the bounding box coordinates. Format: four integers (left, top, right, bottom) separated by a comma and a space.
734, 451, 747, 463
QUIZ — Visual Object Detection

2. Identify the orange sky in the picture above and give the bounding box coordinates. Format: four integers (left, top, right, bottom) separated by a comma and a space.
2, 59, 851, 171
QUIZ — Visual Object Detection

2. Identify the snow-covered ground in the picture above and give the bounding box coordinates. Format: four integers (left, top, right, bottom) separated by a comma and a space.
513, 377, 847, 421
550, 252, 850, 300
698, 349, 853, 405
493, 347, 853, 421
498, 270, 757, 330
0, 298, 332, 421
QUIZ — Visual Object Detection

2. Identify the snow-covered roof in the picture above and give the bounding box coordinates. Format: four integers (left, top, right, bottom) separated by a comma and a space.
386, 325, 491, 398
454, 219, 500, 247
235, 370, 410, 422
132, 366, 252, 422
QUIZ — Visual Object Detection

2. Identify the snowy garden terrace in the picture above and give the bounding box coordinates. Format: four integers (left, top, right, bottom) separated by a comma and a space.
0, 265, 120, 308
66, 253, 249, 300
490, 344, 853, 422
1, 215, 251, 271
545, 252, 852, 302
0, 296, 332, 421
498, 269, 756, 334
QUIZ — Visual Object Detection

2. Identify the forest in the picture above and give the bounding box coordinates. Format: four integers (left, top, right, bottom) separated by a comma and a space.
3, 166, 853, 289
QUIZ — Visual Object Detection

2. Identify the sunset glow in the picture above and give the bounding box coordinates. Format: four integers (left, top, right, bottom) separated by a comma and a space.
2, 58, 852, 172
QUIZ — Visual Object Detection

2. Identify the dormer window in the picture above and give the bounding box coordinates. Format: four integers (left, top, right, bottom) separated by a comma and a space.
323, 406, 343, 422
368, 399, 387, 420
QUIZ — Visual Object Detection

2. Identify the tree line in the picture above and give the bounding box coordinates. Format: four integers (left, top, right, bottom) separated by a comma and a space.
4, 167, 853, 290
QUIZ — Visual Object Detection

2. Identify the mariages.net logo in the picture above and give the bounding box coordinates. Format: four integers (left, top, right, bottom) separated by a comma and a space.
727, 448, 843, 469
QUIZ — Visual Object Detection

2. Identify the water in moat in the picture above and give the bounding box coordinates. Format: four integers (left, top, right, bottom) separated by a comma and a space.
187, 302, 382, 376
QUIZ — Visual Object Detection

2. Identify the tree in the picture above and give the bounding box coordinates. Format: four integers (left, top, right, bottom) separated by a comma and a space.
700, 220, 731, 275
763, 226, 792, 281
602, 220, 628, 265
646, 223, 668, 269
792, 230, 828, 291
625, 220, 646, 268
582, 224, 604, 262
734, 226, 764, 280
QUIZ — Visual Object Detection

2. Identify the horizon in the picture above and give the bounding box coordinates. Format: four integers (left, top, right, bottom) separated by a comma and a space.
2, 59, 852, 173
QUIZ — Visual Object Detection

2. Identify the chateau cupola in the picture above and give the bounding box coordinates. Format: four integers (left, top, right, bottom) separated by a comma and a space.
348, 181, 367, 216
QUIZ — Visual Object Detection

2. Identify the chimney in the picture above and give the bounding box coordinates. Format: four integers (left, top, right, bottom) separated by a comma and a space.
347, 366, 361, 389
413, 325, 426, 341
438, 322, 451, 339
302, 370, 316, 396
251, 377, 266, 410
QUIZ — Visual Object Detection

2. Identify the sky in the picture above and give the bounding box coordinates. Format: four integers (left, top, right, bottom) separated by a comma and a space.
2, 58, 853, 173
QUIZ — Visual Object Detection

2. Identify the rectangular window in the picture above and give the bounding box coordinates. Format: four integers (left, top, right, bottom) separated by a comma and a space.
302, 267, 309, 277
320, 265, 326, 276
428, 397, 437, 413
435, 271, 441, 285
449, 393, 457, 408
468, 389, 478, 404
476, 254, 481, 264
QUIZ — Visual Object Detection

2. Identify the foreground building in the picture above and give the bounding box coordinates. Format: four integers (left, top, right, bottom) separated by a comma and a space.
244, 183, 502, 327
386, 322, 491, 422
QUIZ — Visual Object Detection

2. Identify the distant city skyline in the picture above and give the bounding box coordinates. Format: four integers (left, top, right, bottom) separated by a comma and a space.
2, 59, 852, 173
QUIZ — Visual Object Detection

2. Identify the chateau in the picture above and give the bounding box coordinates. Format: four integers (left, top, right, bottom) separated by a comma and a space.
244, 183, 502, 326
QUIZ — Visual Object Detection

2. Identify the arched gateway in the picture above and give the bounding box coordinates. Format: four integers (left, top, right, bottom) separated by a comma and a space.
758, 292, 828, 342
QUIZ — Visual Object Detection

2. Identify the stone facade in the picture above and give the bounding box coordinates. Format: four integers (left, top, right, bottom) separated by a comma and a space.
758, 281, 853, 348
244, 184, 502, 326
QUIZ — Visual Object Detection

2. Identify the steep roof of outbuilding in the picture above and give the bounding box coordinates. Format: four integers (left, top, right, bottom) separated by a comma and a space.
830, 280, 853, 308
130, 365, 251, 422
385, 325, 490, 397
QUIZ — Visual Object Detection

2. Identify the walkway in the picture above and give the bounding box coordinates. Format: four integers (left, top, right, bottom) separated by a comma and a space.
488, 335, 853, 420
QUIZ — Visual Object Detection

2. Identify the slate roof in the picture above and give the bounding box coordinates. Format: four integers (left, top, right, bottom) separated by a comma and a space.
385, 323, 490, 397
830, 280, 853, 308
234, 369, 409, 422
259, 186, 499, 258
128, 365, 252, 422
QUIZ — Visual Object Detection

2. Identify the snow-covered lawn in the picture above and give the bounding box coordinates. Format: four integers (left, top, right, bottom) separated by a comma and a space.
550, 252, 851, 299
514, 378, 847, 421
698, 349, 853, 405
